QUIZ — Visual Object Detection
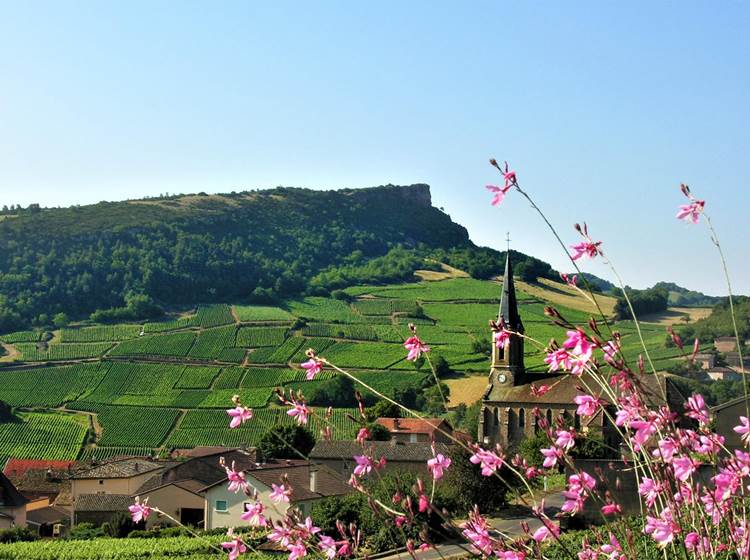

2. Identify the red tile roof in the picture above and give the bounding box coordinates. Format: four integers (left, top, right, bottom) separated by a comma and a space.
3, 459, 77, 479
375, 417, 450, 434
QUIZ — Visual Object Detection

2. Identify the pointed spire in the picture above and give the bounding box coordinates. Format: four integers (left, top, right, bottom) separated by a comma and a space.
498, 251, 523, 332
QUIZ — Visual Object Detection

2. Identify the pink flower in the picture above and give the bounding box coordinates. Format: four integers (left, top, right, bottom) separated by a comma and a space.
469, 448, 504, 476
684, 532, 700, 550
227, 405, 253, 429
301, 358, 323, 380
287, 399, 310, 426
672, 456, 697, 482
319, 535, 338, 560
532, 521, 560, 543
418, 493, 430, 512
629, 418, 660, 451
353, 454, 375, 477
297, 516, 321, 538
225, 462, 249, 494
685, 393, 710, 425
270, 483, 291, 503
563, 330, 593, 363
570, 241, 602, 261
734, 416, 750, 445
461, 509, 494, 556
541, 447, 563, 469
288, 542, 308, 560
128, 496, 151, 523
544, 348, 569, 372
560, 272, 578, 287
222, 529, 248, 560
601, 502, 622, 516
356, 427, 370, 444
486, 184, 511, 206
676, 200, 705, 224
644, 508, 679, 547
493, 329, 511, 349
530, 384, 550, 397
638, 477, 663, 508
240, 501, 267, 526
555, 429, 576, 451
574, 394, 600, 417
404, 335, 430, 361
427, 453, 452, 481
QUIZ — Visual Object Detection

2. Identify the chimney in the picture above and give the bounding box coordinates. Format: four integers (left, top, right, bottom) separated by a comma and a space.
309, 465, 318, 493
393, 418, 400, 430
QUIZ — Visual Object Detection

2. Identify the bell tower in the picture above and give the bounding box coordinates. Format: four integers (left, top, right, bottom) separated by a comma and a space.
489, 243, 525, 388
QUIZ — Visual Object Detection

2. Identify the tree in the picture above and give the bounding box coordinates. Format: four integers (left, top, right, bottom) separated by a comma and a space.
52, 312, 69, 329
366, 400, 401, 422
440, 447, 512, 514
0, 400, 16, 423
258, 425, 315, 459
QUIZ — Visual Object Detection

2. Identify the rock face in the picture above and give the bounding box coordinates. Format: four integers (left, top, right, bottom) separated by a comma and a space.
346, 183, 432, 208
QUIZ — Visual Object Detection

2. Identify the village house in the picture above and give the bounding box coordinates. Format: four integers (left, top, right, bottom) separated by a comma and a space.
202, 460, 349, 530
712, 396, 749, 450
309, 440, 452, 478
0, 471, 28, 529
133, 448, 257, 529
374, 417, 454, 443
706, 366, 741, 382
70, 457, 164, 525
693, 353, 716, 370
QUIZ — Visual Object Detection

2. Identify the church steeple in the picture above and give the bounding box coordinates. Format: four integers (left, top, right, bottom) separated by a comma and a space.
498, 250, 524, 334
488, 243, 525, 387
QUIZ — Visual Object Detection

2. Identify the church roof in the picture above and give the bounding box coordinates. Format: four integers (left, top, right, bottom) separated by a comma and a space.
485, 372, 671, 406
498, 252, 523, 332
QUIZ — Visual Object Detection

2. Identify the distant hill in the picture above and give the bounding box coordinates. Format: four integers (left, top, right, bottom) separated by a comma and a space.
573, 272, 616, 294
652, 282, 724, 307
0, 184, 554, 332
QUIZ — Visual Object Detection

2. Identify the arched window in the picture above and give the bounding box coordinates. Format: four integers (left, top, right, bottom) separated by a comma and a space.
519, 408, 525, 428
574, 412, 581, 430
494, 408, 499, 427
546, 409, 553, 426
508, 410, 517, 435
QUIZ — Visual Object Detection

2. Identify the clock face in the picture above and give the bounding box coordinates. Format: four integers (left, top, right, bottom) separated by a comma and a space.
498, 373, 507, 383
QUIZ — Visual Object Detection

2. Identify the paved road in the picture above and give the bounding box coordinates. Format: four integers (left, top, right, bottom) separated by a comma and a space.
380, 493, 564, 560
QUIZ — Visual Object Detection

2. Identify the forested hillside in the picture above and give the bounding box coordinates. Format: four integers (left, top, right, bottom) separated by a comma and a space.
0, 184, 555, 332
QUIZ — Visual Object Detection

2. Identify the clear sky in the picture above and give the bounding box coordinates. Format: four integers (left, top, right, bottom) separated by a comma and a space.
1, 2, 748, 295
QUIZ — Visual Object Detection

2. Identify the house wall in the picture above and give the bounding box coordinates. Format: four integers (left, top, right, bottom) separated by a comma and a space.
72, 472, 156, 499
0, 506, 26, 528
204, 477, 291, 531
479, 402, 588, 448
311, 457, 427, 478
138, 485, 205, 529
26, 497, 50, 512
715, 399, 747, 450
74, 511, 118, 526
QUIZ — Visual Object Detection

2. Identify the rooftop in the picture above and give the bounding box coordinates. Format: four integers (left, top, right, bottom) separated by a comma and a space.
0, 472, 28, 508
75, 493, 132, 512
71, 457, 163, 480
310, 441, 452, 462
375, 417, 450, 434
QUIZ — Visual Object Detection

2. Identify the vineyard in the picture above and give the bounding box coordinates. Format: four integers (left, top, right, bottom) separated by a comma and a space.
0, 276, 688, 460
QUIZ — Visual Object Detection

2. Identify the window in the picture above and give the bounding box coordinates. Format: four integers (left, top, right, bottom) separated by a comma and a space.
98, 480, 104, 485
215, 500, 228, 512
409, 433, 418, 443
519, 409, 525, 428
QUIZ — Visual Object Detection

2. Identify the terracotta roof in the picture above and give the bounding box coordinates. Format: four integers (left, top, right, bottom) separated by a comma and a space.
375, 417, 450, 434
75, 493, 132, 512
72, 458, 163, 480
3, 459, 77, 479
0, 472, 28, 507
8, 467, 72, 499
310, 441, 452, 462
27, 506, 69, 526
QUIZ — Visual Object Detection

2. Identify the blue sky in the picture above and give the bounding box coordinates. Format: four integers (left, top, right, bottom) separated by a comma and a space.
1, 2, 748, 295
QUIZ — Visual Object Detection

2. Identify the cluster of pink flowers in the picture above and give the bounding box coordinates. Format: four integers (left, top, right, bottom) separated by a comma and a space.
676, 183, 705, 224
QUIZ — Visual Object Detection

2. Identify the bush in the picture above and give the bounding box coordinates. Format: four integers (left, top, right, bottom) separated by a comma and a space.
258, 425, 316, 459
69, 523, 105, 540
0, 527, 37, 543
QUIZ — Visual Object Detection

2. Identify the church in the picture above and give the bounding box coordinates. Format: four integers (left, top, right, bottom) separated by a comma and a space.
477, 251, 682, 449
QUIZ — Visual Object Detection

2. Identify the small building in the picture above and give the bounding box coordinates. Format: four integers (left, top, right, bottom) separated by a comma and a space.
202, 461, 349, 530
0, 472, 28, 528
74, 494, 134, 525
375, 417, 454, 443
706, 366, 741, 382
71, 457, 164, 499
309, 440, 452, 478
26, 506, 69, 537
715, 337, 738, 353
693, 353, 716, 370
133, 448, 257, 529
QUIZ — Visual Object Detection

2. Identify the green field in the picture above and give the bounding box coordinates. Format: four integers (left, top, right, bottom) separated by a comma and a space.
0, 275, 684, 459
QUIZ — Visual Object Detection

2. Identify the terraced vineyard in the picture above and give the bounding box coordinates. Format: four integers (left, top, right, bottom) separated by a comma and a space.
0, 278, 687, 460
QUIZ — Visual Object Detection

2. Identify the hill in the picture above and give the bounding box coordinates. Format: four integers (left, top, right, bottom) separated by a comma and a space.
0, 184, 561, 333
652, 281, 724, 307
